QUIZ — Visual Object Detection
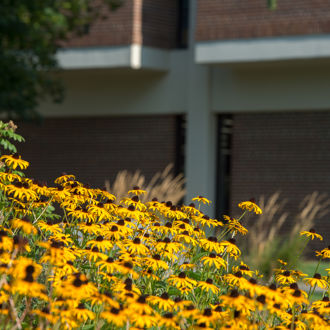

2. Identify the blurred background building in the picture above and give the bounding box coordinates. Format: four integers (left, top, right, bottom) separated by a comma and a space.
19, 0, 330, 238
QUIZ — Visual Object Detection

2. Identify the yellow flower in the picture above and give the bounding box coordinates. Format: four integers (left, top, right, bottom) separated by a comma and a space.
72, 303, 95, 322
128, 186, 146, 195
238, 199, 262, 214
157, 312, 180, 329
275, 270, 297, 285
167, 272, 197, 291
11, 217, 37, 235
198, 279, 220, 294
219, 239, 241, 259
6, 181, 36, 201
316, 246, 330, 259
304, 273, 328, 289
232, 262, 254, 277
54, 173, 76, 185
86, 236, 113, 252
220, 289, 254, 314
300, 228, 323, 240
0, 154, 29, 170
124, 237, 149, 256
38, 220, 62, 234
101, 307, 127, 327
147, 293, 175, 311
201, 253, 227, 269
143, 254, 169, 271
192, 195, 211, 204
200, 236, 222, 254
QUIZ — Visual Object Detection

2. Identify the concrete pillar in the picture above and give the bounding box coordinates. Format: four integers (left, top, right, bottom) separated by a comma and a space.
185, 0, 217, 217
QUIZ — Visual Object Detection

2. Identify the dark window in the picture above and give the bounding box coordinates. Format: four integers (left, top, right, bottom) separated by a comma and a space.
216, 115, 233, 218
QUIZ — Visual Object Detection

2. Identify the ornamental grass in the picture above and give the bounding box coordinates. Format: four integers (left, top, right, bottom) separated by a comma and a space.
0, 121, 329, 329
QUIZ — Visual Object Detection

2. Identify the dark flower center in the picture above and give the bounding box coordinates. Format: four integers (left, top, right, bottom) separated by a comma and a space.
257, 295, 266, 304
25, 265, 35, 275
110, 307, 120, 315
293, 289, 301, 297
123, 262, 133, 269
229, 289, 239, 298
161, 292, 169, 300
110, 225, 118, 232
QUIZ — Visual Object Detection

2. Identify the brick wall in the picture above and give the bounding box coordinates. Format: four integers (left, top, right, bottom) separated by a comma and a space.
142, 0, 178, 49
230, 112, 330, 251
196, 0, 330, 41
17, 115, 178, 189
65, 1, 134, 47
65, 0, 179, 49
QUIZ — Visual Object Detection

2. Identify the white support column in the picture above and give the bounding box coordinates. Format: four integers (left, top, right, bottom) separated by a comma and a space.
185, 0, 217, 217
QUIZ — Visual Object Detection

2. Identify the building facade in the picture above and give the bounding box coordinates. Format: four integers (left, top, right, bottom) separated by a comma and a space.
20, 0, 330, 239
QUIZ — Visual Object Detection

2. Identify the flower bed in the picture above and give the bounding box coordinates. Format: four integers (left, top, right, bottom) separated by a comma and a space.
0, 121, 328, 329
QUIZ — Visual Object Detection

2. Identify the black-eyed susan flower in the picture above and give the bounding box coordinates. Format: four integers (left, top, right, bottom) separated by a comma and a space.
196, 308, 219, 327
201, 253, 227, 269
148, 292, 175, 311
300, 228, 323, 241
86, 236, 113, 252
128, 186, 146, 196
6, 181, 36, 201
175, 231, 198, 246
32, 307, 57, 324
104, 224, 127, 241
124, 237, 149, 255
223, 216, 248, 235
11, 217, 37, 235
117, 261, 139, 279
200, 236, 222, 254
54, 173, 76, 185
167, 272, 197, 292
83, 247, 108, 262
220, 290, 254, 314
0, 230, 13, 251
316, 246, 330, 259
275, 270, 297, 285
232, 262, 254, 277
143, 254, 169, 271
129, 311, 157, 328
224, 272, 249, 289
198, 278, 220, 294
0, 154, 29, 170
72, 303, 95, 322
219, 238, 241, 259
38, 219, 62, 234
288, 289, 309, 306
192, 196, 211, 205
179, 304, 199, 319
96, 257, 121, 273
101, 307, 127, 327
304, 273, 328, 289
238, 199, 262, 215
158, 312, 180, 329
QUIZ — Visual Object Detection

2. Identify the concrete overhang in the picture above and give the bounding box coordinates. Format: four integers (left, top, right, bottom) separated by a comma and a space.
58, 44, 170, 71
195, 34, 330, 65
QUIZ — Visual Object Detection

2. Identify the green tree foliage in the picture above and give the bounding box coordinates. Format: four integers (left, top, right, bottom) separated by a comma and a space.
0, 0, 122, 120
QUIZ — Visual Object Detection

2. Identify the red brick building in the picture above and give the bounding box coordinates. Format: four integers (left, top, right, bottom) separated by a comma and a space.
20, 1, 330, 240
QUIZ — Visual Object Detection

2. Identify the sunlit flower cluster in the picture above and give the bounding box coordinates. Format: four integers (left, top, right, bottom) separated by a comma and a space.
0, 125, 328, 329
